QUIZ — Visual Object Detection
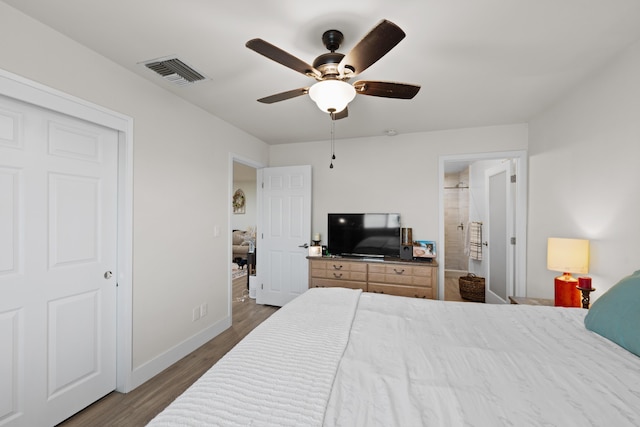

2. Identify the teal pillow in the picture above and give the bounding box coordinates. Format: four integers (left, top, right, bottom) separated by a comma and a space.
584, 270, 640, 357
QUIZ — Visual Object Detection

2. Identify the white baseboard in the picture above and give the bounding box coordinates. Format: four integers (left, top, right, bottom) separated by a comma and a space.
127, 315, 232, 391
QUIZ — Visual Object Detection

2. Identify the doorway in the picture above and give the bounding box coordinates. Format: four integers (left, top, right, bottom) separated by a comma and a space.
438, 151, 527, 303
232, 160, 258, 279
230, 156, 262, 313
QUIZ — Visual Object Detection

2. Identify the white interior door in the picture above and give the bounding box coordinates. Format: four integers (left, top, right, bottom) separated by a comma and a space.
0, 95, 117, 426
256, 165, 312, 307
484, 162, 514, 304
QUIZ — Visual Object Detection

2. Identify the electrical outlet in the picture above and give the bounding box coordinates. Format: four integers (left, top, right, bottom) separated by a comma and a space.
200, 303, 208, 318
192, 307, 200, 322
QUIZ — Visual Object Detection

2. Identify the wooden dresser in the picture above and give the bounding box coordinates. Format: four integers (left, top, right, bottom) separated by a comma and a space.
308, 257, 438, 299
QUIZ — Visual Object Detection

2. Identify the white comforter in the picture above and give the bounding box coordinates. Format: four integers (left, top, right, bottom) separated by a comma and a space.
148, 287, 361, 426
149, 288, 640, 426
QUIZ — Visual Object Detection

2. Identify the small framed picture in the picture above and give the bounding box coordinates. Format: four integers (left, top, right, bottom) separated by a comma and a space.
232, 189, 246, 214
308, 246, 322, 257
413, 240, 436, 258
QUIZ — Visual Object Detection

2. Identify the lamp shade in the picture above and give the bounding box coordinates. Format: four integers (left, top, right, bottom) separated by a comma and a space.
308, 80, 356, 114
547, 237, 589, 274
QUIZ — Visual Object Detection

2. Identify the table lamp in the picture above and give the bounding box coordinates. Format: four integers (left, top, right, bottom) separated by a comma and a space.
547, 237, 589, 307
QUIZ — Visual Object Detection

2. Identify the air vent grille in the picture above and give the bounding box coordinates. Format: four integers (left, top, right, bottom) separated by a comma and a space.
143, 57, 206, 86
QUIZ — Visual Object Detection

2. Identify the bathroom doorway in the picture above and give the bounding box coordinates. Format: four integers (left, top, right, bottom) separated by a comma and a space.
438, 151, 528, 303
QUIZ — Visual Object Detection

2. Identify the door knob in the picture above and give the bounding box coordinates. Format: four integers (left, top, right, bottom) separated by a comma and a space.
104, 271, 113, 279
298, 243, 309, 248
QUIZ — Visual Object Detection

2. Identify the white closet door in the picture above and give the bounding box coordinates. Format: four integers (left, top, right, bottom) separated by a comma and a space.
0, 95, 117, 426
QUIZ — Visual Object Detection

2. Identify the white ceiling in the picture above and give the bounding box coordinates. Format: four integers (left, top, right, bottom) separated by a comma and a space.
6, 0, 640, 145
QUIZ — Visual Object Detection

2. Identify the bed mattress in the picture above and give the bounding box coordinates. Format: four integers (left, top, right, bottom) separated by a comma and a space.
149, 288, 640, 426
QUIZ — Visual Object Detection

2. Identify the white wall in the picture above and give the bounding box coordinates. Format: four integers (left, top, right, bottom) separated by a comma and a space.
528, 39, 640, 299
269, 124, 528, 252
0, 3, 269, 383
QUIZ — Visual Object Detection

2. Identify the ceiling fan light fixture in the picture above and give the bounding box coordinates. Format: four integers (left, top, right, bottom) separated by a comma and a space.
308, 80, 356, 114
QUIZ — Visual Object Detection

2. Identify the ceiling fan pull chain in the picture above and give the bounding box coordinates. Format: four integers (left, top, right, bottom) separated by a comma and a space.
329, 116, 336, 169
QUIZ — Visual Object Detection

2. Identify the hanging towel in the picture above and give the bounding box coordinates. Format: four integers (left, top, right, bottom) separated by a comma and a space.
469, 221, 483, 260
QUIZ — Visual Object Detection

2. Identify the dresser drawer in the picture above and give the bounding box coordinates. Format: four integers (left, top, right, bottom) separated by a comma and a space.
324, 260, 367, 272
369, 264, 420, 286
310, 278, 367, 291
408, 265, 435, 287
310, 259, 367, 281
368, 264, 433, 286
411, 265, 434, 278
368, 283, 434, 299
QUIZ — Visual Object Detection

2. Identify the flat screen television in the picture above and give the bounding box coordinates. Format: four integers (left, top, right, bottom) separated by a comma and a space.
327, 213, 401, 258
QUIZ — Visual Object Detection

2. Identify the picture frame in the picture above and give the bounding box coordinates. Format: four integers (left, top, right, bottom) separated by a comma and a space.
232, 189, 245, 214
413, 240, 436, 258
308, 246, 322, 257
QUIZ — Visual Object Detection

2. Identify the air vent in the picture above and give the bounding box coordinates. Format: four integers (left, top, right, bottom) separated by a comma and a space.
142, 56, 207, 86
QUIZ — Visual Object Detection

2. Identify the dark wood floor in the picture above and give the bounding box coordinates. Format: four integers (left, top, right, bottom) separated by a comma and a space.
57, 275, 278, 426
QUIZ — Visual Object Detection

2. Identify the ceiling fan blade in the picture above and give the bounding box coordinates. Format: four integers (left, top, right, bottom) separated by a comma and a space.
246, 38, 321, 78
353, 80, 420, 99
338, 20, 406, 75
257, 87, 309, 104
331, 108, 348, 120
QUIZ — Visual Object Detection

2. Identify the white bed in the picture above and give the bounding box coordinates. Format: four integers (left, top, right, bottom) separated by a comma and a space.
148, 287, 640, 426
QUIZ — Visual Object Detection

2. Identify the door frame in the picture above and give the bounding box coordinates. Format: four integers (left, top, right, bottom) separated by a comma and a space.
0, 69, 135, 392
438, 150, 527, 300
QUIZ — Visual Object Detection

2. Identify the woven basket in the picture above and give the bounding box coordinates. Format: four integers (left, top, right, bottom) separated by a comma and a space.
459, 273, 485, 303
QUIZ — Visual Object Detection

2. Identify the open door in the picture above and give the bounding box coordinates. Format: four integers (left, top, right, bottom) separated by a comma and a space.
256, 165, 312, 306
484, 162, 515, 304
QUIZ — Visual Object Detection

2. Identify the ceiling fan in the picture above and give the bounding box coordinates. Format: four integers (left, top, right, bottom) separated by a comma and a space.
246, 19, 421, 120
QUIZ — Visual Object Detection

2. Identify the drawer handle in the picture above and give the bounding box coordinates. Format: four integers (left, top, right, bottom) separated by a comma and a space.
332, 264, 343, 270
393, 268, 405, 275
333, 273, 343, 279
414, 294, 426, 299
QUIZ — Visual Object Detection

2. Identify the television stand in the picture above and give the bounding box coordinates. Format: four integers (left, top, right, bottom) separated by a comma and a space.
308, 256, 438, 299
